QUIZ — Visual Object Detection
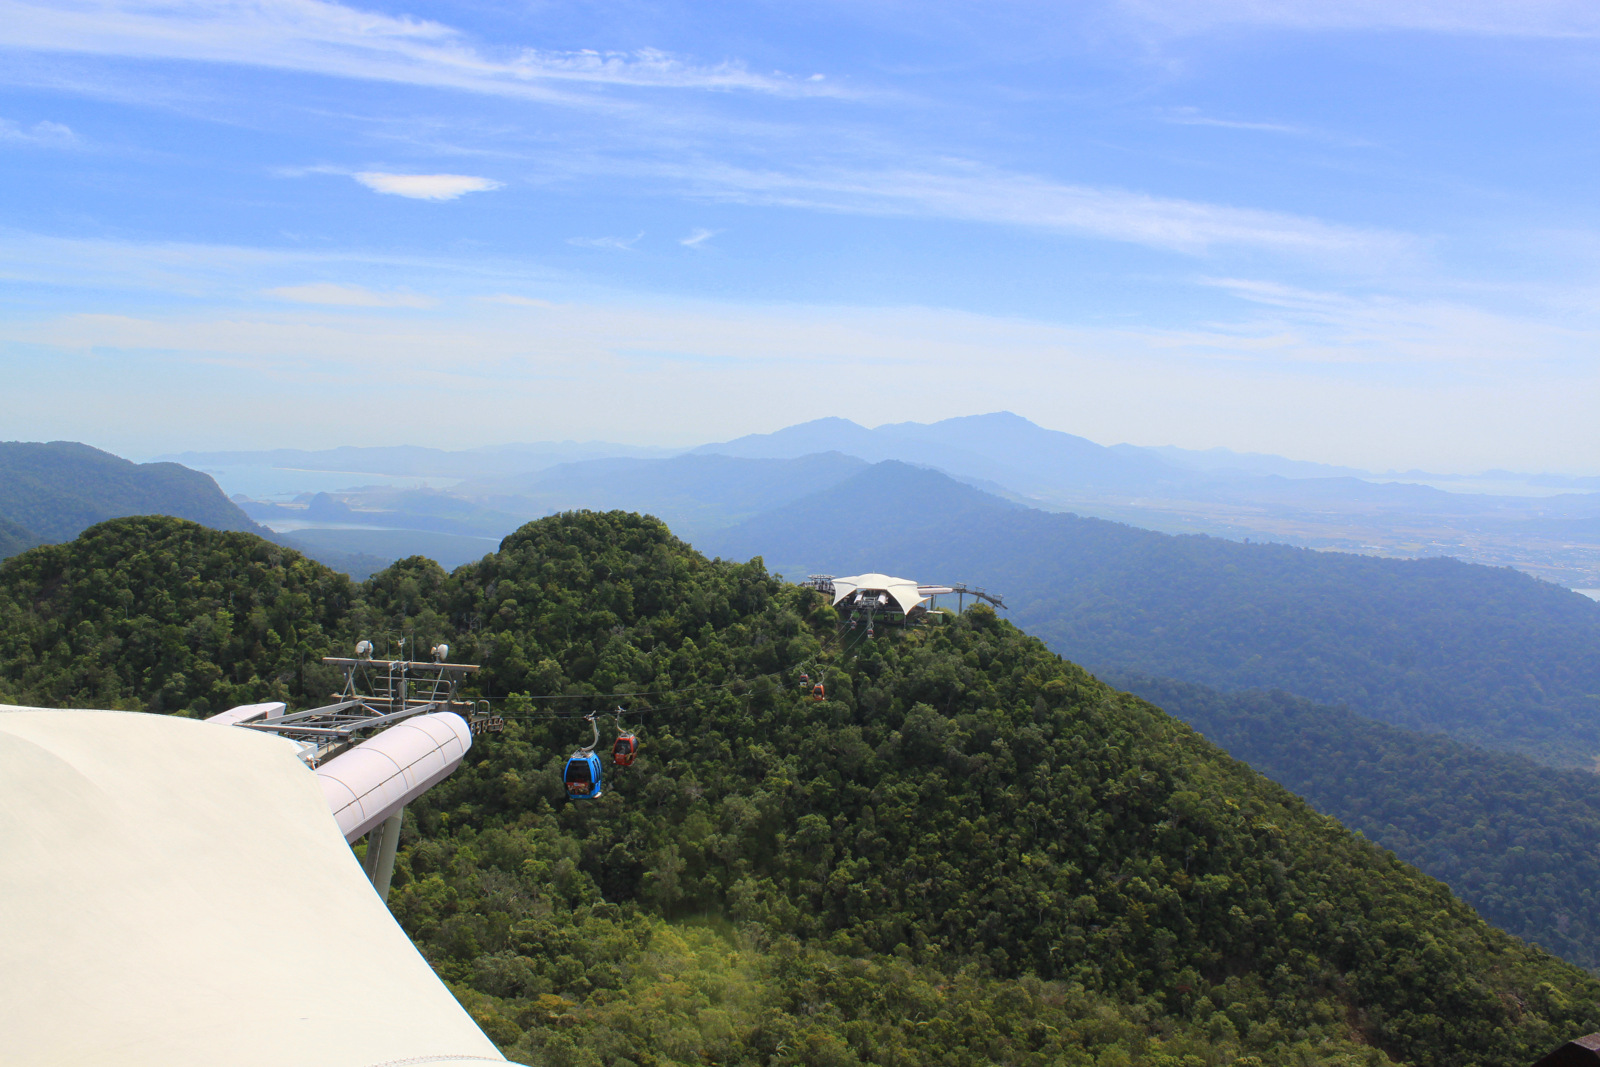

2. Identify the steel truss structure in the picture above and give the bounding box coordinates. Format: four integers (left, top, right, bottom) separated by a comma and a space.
242, 653, 501, 765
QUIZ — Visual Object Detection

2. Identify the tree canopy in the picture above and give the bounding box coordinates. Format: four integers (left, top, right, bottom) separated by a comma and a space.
2, 512, 1597, 1067
1112, 672, 1600, 974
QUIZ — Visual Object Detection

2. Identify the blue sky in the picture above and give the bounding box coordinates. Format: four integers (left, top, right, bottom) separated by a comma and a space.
1, 1, 1598, 470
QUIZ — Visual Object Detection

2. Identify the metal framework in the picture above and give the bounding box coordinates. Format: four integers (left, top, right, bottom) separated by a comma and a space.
802, 575, 1006, 613
936, 584, 1006, 612
242, 650, 498, 765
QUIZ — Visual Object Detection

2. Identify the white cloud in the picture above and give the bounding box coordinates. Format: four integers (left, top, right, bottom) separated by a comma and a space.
353, 171, 502, 200
0, 117, 76, 146
0, 0, 848, 103
662, 160, 1408, 259
567, 233, 643, 251
679, 228, 718, 248
1118, 0, 1600, 38
265, 282, 434, 307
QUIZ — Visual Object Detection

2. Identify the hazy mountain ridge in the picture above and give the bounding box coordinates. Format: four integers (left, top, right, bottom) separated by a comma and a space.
703, 461, 1600, 769
1123, 443, 1374, 480
0, 441, 266, 556
162, 440, 677, 479
695, 411, 1180, 494
462, 451, 873, 541
0, 515, 40, 559
171, 413, 1600, 584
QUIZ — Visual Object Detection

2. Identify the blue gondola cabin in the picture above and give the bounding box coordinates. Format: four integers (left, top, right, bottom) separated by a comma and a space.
564, 751, 603, 800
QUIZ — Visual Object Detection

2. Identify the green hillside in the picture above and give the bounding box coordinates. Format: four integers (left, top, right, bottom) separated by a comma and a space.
704, 462, 1600, 769
0, 440, 264, 555
3, 513, 1599, 1067
0, 517, 352, 712
1110, 673, 1600, 974
0, 515, 39, 560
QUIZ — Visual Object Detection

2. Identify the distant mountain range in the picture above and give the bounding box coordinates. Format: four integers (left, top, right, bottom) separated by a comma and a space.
464, 452, 871, 541
0, 441, 263, 551
0, 441, 390, 577
168, 440, 674, 480
172, 412, 1600, 586
163, 413, 1600, 500
228, 453, 876, 570
702, 460, 1600, 769
693, 412, 1176, 496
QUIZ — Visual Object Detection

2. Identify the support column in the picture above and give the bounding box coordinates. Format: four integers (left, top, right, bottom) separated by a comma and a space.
362, 829, 384, 882
365, 808, 405, 901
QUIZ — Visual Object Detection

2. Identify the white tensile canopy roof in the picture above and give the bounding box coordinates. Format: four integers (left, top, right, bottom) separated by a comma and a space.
0, 706, 511, 1067
831, 573, 927, 615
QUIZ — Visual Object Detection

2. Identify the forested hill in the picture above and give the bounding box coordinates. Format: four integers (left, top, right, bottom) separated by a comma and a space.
0, 517, 353, 711
3, 515, 1600, 1066
703, 461, 1600, 768
0, 441, 264, 559
0, 515, 39, 560
1108, 672, 1600, 974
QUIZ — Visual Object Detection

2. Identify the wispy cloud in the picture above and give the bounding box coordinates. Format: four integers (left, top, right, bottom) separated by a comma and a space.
1160, 107, 1304, 135
0, 0, 849, 104
1157, 107, 1376, 148
679, 228, 718, 248
567, 233, 643, 251
1191, 276, 1598, 366
265, 282, 434, 307
0, 230, 564, 303
0, 117, 76, 146
1118, 0, 1600, 38
353, 171, 502, 200
661, 160, 1409, 259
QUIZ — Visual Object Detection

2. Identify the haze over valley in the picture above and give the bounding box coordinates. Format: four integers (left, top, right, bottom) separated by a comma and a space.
158, 412, 1600, 588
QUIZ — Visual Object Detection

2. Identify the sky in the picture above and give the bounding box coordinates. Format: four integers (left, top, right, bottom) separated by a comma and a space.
1, 1, 1598, 471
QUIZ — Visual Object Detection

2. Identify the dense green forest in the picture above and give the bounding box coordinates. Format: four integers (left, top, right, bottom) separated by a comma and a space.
705, 462, 1600, 768
0, 517, 353, 711
1108, 673, 1600, 974
3, 514, 1600, 1067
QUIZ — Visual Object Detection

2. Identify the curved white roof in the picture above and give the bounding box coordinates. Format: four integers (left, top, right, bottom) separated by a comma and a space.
318, 711, 472, 842
0, 706, 511, 1067
831, 573, 926, 615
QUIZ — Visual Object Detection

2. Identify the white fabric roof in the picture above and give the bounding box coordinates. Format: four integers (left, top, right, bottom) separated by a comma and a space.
0, 706, 510, 1067
830, 573, 927, 615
